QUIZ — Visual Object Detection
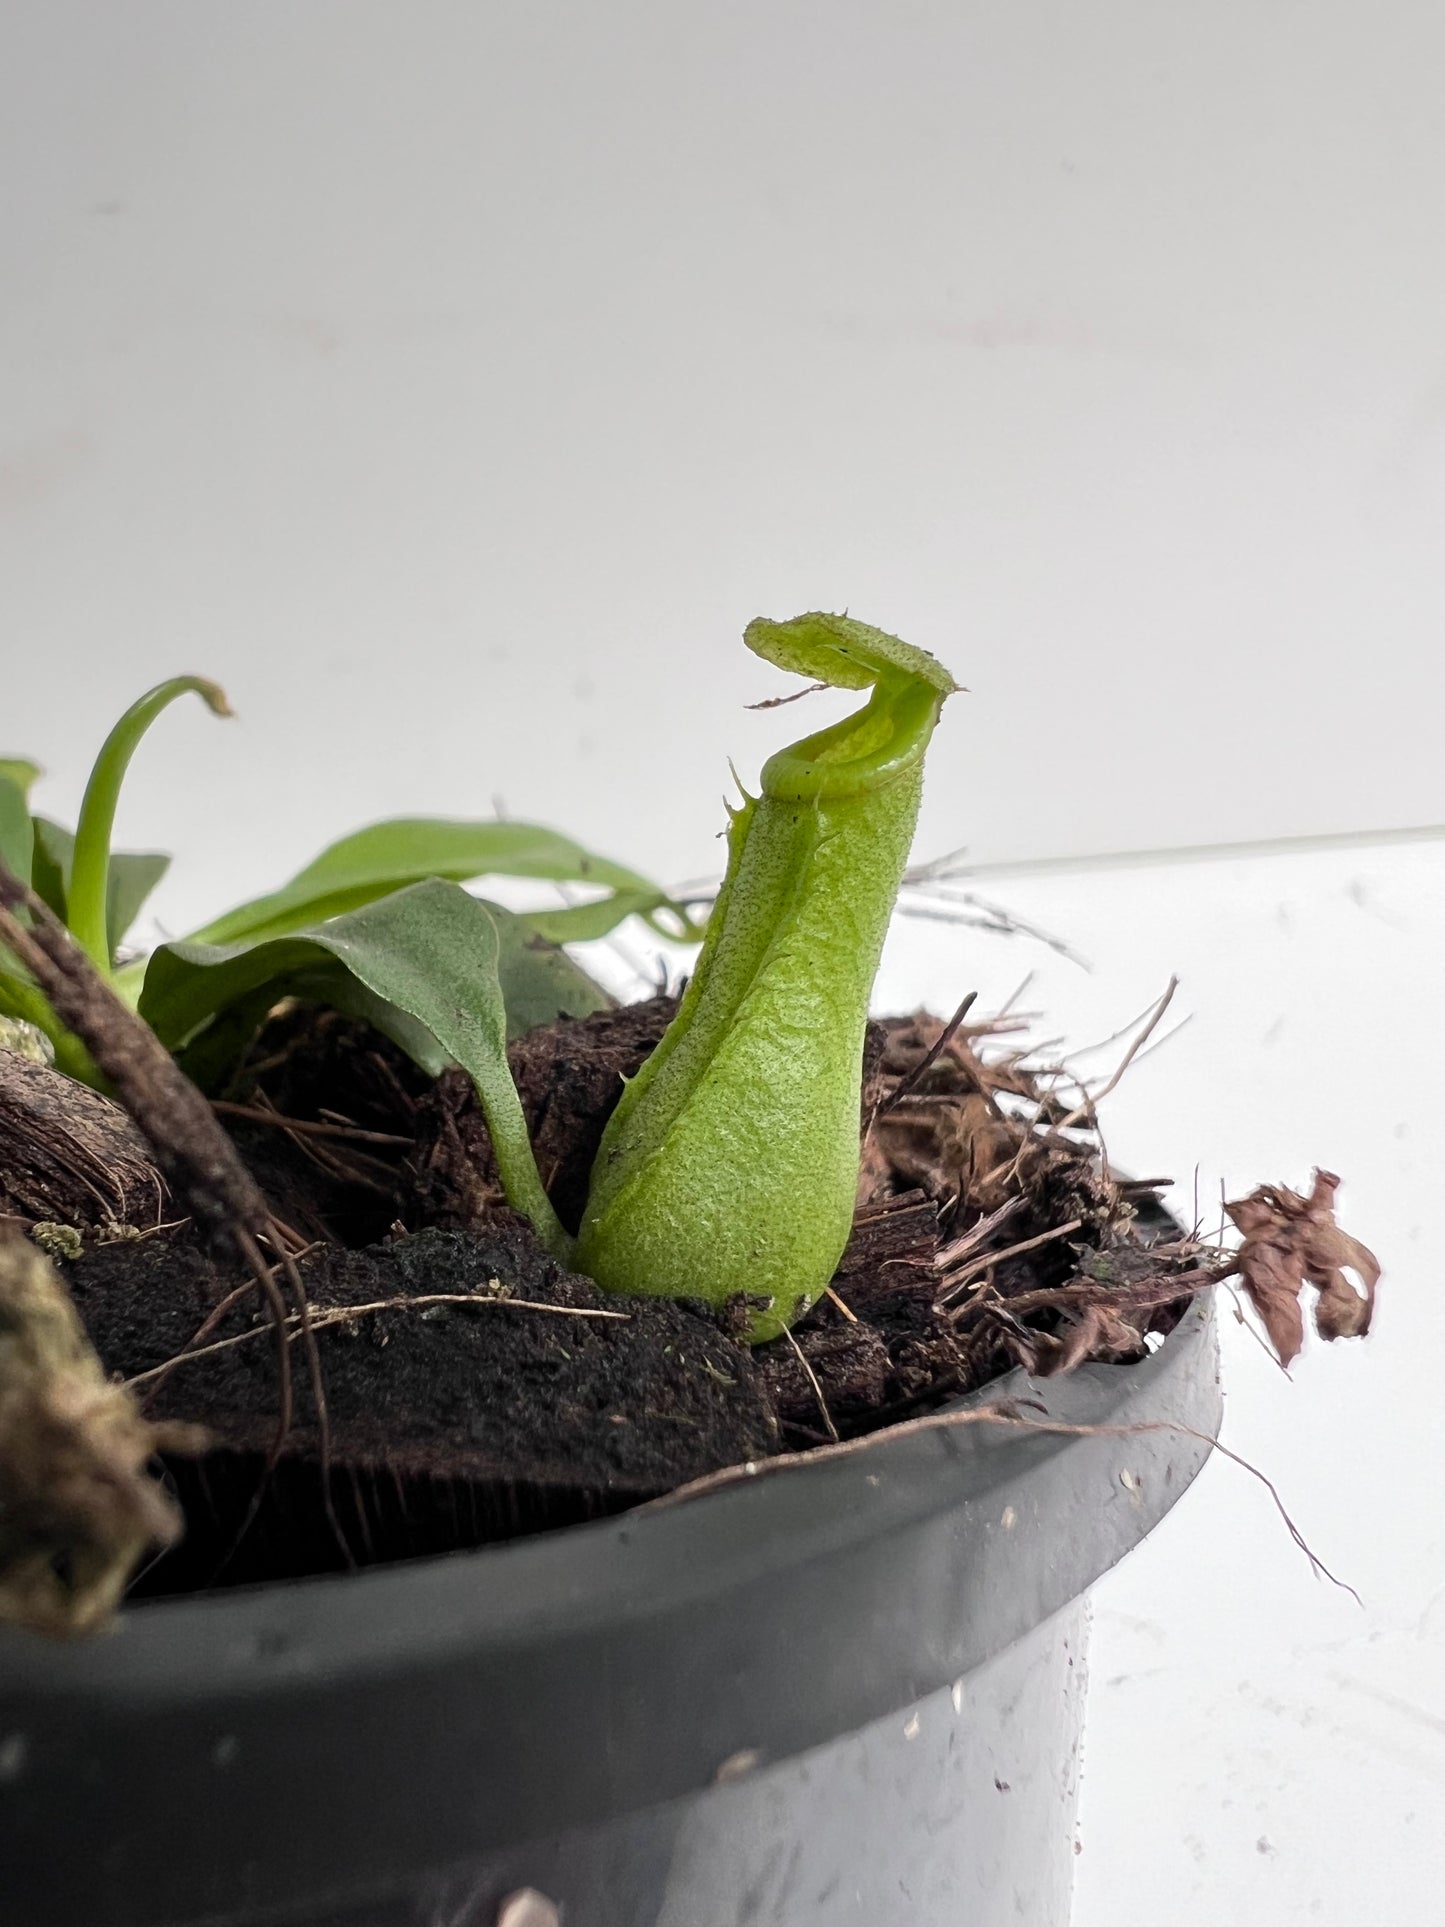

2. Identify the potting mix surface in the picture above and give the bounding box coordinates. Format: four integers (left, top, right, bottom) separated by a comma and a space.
1, 990, 1234, 1593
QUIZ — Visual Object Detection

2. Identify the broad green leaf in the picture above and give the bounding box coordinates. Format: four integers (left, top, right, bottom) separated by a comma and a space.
183, 817, 702, 950
29, 817, 169, 955
141, 880, 611, 1060
0, 759, 41, 799
0, 776, 33, 891
143, 879, 586, 1256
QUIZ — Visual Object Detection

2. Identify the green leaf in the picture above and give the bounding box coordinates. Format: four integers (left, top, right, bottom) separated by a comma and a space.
29, 817, 170, 954
142, 879, 588, 1257
142, 879, 611, 1059
0, 970, 98, 1085
521, 889, 689, 945
0, 776, 34, 891
0, 759, 42, 800
0, 779, 40, 1014
26, 817, 68, 921
68, 676, 230, 972
0, 843, 98, 1082
0, 971, 57, 1039
105, 852, 171, 952
182, 817, 702, 950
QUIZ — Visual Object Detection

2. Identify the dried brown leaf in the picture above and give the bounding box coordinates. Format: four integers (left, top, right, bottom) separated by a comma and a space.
1032, 1304, 1147, 1377
1224, 1169, 1379, 1368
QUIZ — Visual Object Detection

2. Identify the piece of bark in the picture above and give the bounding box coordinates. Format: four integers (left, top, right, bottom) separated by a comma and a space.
0, 1233, 205, 1637
833, 1189, 940, 1308
0, 1049, 169, 1233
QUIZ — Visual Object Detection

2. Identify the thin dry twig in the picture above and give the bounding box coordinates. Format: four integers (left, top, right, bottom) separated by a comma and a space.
123, 1290, 631, 1390
994, 970, 1036, 1019
895, 888, 1091, 968
641, 1400, 1360, 1601
276, 1119, 401, 1197
782, 1325, 839, 1443
132, 1279, 258, 1408
261, 1213, 314, 1260
225, 1089, 402, 1199
745, 680, 829, 710
1123, 1013, 1194, 1074
962, 1264, 1218, 1330
1055, 977, 1179, 1132
873, 991, 979, 1120
930, 1198, 1028, 1273
968, 977, 1181, 1204
270, 1232, 349, 1560
938, 1217, 1084, 1309
210, 1099, 412, 1148
824, 1284, 858, 1324
900, 845, 972, 890
1055, 991, 1182, 1066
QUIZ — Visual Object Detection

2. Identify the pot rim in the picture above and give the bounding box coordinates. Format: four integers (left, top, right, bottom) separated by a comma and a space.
0, 1291, 1220, 1926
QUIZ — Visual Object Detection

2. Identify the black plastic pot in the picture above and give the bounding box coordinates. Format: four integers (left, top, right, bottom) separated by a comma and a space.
0, 1293, 1219, 1927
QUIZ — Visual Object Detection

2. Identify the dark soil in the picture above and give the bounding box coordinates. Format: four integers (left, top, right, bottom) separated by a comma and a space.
1, 995, 1221, 1593
69, 1223, 777, 1589
413, 994, 679, 1236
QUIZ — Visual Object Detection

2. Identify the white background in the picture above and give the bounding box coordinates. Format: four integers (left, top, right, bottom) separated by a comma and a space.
4, 7, 1443, 1919
873, 846, 1445, 1925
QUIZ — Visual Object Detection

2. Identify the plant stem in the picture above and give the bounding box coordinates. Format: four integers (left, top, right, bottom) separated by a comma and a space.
470, 1063, 576, 1266
68, 677, 231, 975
